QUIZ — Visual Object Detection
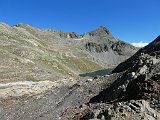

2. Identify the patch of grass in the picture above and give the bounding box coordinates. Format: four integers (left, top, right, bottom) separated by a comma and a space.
25, 75, 39, 82
61, 55, 103, 73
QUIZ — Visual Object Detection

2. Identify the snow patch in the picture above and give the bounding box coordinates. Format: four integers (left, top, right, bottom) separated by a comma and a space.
74, 38, 84, 41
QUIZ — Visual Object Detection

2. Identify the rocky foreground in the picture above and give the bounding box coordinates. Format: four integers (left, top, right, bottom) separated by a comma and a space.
0, 74, 119, 120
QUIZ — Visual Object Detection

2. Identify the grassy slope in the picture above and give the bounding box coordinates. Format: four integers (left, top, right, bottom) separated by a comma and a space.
0, 23, 104, 82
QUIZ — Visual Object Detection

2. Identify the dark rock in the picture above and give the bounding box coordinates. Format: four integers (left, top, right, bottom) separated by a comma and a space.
80, 111, 95, 120
89, 36, 160, 111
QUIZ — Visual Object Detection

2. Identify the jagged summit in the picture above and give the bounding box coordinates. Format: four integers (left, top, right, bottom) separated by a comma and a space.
16, 24, 111, 38
0, 23, 114, 41
0, 23, 111, 39
86, 26, 111, 37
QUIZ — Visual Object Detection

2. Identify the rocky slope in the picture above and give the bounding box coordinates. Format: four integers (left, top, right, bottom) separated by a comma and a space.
0, 22, 137, 83
61, 36, 160, 120
109, 35, 160, 104
0, 75, 119, 120
83, 26, 138, 66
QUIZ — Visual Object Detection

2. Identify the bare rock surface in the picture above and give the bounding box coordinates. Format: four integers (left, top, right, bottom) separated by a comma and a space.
0, 74, 119, 120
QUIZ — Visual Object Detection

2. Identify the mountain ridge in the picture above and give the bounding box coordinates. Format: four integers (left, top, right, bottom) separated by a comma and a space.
0, 22, 138, 82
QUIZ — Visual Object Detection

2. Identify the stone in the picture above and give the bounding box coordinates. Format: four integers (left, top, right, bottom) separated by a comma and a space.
138, 65, 148, 74
80, 111, 95, 120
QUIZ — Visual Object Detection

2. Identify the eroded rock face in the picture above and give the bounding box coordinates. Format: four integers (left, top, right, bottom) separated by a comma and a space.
112, 35, 160, 73
83, 26, 138, 66
90, 36, 160, 110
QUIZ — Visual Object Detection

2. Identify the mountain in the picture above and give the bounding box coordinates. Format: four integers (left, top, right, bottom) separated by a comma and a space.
84, 26, 138, 66
0, 22, 138, 82
0, 22, 139, 120
61, 36, 160, 120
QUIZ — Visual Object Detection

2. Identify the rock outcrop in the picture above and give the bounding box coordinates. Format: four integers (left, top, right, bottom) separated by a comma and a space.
90, 36, 160, 107
83, 26, 138, 66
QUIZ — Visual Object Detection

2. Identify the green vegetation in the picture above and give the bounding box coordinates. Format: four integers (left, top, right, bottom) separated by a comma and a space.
25, 75, 39, 82
0, 23, 114, 82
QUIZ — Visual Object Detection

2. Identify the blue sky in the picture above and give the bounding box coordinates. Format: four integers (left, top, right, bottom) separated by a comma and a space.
0, 0, 160, 46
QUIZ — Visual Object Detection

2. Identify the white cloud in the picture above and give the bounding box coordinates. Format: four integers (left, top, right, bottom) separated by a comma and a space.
131, 41, 148, 48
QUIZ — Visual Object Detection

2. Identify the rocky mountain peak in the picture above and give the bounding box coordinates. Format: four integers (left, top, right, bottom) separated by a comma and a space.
86, 26, 111, 37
